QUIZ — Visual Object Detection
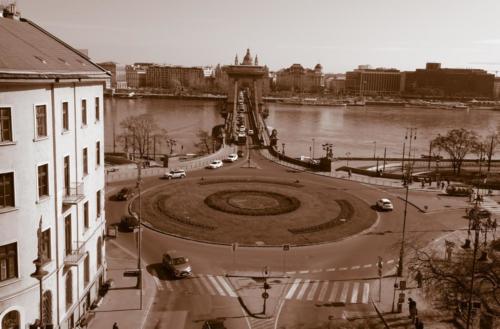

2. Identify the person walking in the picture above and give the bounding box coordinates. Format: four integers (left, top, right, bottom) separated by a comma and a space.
408, 298, 417, 323
113, 323, 119, 329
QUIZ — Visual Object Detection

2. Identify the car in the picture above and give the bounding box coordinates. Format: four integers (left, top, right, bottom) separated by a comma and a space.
376, 198, 394, 211
115, 187, 135, 201
226, 153, 238, 162
162, 251, 192, 278
118, 215, 139, 232
247, 129, 254, 135
163, 169, 186, 179
208, 159, 223, 169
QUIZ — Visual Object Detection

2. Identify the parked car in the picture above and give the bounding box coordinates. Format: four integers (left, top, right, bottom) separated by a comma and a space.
226, 153, 238, 162
115, 187, 135, 201
162, 251, 192, 278
208, 160, 223, 169
119, 215, 139, 232
376, 198, 394, 211
163, 169, 186, 179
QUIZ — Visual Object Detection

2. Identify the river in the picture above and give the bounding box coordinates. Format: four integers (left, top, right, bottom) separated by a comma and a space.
104, 97, 500, 159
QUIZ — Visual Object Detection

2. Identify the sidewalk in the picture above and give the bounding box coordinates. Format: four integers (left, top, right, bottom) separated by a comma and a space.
87, 237, 157, 329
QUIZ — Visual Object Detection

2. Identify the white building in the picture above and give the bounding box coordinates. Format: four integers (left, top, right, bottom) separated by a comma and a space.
0, 5, 109, 329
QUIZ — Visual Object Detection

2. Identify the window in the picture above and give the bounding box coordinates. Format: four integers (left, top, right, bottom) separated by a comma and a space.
0, 242, 18, 282
0, 107, 12, 142
96, 141, 101, 166
96, 190, 101, 218
64, 215, 71, 256
0, 172, 14, 208
1, 310, 20, 329
84, 255, 89, 286
81, 99, 87, 126
62, 102, 69, 131
97, 237, 102, 268
65, 271, 73, 310
36, 105, 47, 138
95, 97, 100, 121
83, 201, 89, 229
83, 148, 88, 175
64, 156, 70, 196
37, 164, 49, 198
42, 228, 51, 261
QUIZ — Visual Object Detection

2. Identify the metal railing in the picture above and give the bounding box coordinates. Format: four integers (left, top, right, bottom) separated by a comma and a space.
63, 182, 85, 204
64, 241, 86, 266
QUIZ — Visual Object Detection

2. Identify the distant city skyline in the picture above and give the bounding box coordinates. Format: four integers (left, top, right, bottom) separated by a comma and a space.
14, 0, 500, 74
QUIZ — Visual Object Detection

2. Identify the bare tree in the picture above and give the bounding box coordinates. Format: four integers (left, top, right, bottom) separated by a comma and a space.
194, 130, 213, 155
119, 114, 163, 159
431, 129, 479, 174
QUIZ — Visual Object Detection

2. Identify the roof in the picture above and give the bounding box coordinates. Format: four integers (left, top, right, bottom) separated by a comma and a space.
0, 16, 109, 80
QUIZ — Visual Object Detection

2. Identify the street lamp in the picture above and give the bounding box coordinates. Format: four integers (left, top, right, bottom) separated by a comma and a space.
345, 152, 351, 167
31, 217, 48, 328
397, 178, 410, 277
134, 161, 143, 309
312, 138, 315, 161
373, 141, 377, 159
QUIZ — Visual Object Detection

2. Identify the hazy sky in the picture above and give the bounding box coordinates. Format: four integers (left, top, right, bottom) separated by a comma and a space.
13, 0, 500, 73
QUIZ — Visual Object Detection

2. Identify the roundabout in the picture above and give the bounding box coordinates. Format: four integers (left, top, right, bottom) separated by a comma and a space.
131, 176, 377, 246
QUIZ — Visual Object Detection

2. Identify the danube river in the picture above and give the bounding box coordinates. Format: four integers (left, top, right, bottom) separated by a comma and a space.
104, 97, 500, 158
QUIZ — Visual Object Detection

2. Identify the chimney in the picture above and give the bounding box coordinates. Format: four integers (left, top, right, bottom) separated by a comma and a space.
3, 3, 21, 20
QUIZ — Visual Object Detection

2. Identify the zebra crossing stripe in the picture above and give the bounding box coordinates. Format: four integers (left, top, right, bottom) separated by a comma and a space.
285, 279, 301, 299
339, 282, 349, 303
306, 280, 320, 301
328, 282, 340, 302
316, 281, 329, 302
350, 282, 359, 303
362, 283, 370, 304
296, 279, 310, 300
216, 276, 237, 298
198, 275, 217, 295
207, 275, 226, 296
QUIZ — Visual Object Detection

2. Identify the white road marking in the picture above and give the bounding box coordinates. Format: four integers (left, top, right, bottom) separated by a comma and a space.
328, 282, 340, 302
285, 279, 301, 299
351, 265, 361, 270
362, 283, 370, 304
296, 279, 311, 300
198, 275, 217, 295
387, 259, 395, 264
286, 271, 296, 275
317, 281, 329, 302
299, 270, 309, 274
350, 282, 359, 303
208, 275, 226, 296
217, 276, 237, 298
339, 267, 348, 271
306, 280, 320, 301
339, 282, 349, 303
311, 269, 322, 273
326, 268, 336, 272
363, 264, 372, 268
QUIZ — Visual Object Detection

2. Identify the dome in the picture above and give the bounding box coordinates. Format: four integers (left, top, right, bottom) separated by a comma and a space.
242, 48, 253, 65
314, 63, 323, 71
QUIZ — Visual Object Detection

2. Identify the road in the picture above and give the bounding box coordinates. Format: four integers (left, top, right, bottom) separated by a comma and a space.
105, 138, 469, 329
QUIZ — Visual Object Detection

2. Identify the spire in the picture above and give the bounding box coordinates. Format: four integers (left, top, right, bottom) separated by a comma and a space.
234, 54, 238, 65
242, 48, 253, 65
254, 55, 259, 66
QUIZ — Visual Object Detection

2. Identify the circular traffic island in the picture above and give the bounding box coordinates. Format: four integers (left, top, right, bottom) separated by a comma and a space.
132, 177, 376, 246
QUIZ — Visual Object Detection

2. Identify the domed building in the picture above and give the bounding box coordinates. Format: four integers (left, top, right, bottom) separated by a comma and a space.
276, 63, 324, 93
242, 48, 253, 65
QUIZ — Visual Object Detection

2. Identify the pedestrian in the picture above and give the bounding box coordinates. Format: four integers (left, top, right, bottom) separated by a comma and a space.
113, 323, 119, 329
421, 180, 425, 188
441, 181, 445, 190
408, 298, 417, 323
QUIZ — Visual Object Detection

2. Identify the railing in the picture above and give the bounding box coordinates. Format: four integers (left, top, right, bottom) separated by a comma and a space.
64, 241, 86, 266
63, 182, 85, 204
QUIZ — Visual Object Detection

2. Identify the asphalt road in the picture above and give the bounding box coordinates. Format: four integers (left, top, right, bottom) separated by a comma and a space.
105, 143, 468, 329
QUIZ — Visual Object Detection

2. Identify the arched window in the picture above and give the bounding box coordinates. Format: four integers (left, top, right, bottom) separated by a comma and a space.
65, 271, 72, 310
1, 310, 20, 329
42, 290, 52, 325
96, 237, 102, 268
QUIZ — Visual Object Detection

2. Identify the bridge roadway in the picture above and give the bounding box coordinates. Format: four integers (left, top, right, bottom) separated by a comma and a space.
105, 138, 469, 329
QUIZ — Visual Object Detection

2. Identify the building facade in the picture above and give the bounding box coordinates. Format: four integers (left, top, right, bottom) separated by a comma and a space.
494, 77, 500, 99
275, 63, 323, 93
404, 62, 495, 98
0, 6, 108, 329
96, 62, 117, 89
145, 65, 205, 90
345, 66, 401, 96
125, 63, 151, 89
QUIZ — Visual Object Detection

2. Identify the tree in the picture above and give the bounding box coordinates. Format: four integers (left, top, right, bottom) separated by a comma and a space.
194, 130, 213, 155
431, 129, 479, 175
119, 114, 163, 159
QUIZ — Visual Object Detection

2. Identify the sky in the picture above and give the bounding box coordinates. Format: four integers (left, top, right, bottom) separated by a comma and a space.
12, 0, 500, 74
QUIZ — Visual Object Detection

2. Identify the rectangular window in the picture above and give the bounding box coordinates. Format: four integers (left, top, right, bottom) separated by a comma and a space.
96, 190, 101, 218
0, 242, 18, 282
0, 172, 14, 208
65, 215, 71, 256
62, 102, 69, 131
83, 201, 89, 229
96, 141, 101, 166
84, 256, 89, 286
36, 105, 47, 138
64, 156, 70, 196
81, 99, 87, 126
42, 228, 51, 261
37, 164, 49, 198
95, 97, 100, 121
83, 148, 88, 175
0, 107, 12, 142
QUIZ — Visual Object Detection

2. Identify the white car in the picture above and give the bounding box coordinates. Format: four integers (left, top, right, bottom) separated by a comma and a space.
208, 160, 223, 169
376, 198, 394, 211
163, 169, 186, 179
226, 153, 238, 162
247, 129, 254, 135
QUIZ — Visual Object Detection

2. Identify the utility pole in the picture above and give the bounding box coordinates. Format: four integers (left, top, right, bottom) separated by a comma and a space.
397, 180, 410, 277
487, 135, 494, 173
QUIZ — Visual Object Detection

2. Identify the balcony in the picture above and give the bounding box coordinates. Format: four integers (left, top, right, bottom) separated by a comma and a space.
63, 182, 85, 204
64, 241, 86, 267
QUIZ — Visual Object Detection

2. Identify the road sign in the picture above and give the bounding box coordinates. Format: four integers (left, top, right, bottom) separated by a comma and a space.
231, 242, 238, 252
283, 244, 290, 251
262, 292, 269, 299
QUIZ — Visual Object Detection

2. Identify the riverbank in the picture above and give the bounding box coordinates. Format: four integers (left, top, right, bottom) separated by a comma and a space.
105, 90, 226, 101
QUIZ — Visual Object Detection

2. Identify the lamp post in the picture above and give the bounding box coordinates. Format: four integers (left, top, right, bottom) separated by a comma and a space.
134, 161, 143, 309
373, 141, 377, 159
31, 217, 48, 328
312, 138, 315, 161
345, 152, 351, 167
397, 179, 410, 277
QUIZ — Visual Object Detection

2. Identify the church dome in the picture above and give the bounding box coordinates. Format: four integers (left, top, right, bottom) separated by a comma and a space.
314, 63, 323, 71
242, 48, 253, 65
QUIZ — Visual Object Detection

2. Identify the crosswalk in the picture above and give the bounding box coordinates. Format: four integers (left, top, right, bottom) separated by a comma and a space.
154, 273, 238, 298
284, 279, 372, 305
248, 317, 275, 329
478, 197, 500, 215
